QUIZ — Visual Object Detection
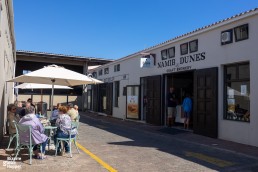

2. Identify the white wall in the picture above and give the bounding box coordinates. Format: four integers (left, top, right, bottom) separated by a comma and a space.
0, 0, 16, 138
90, 12, 258, 146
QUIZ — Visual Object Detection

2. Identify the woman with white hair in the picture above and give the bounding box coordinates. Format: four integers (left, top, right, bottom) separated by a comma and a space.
19, 106, 48, 159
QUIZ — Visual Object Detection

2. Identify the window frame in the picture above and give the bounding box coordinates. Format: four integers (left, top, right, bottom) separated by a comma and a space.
98, 69, 103, 76
168, 47, 175, 58
161, 49, 168, 60
114, 64, 120, 72
180, 43, 188, 55
189, 39, 198, 53
92, 72, 97, 78
224, 62, 250, 122
234, 24, 249, 42
104, 67, 109, 75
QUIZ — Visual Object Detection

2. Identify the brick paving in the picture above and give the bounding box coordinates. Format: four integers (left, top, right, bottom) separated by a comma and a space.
0, 111, 258, 172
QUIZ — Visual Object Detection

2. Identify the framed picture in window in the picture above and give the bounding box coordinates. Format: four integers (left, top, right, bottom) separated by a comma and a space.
189, 39, 198, 53
168, 47, 175, 58
180, 43, 188, 55
234, 24, 248, 42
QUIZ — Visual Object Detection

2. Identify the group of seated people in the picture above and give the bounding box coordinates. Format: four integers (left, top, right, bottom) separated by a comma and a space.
7, 99, 79, 159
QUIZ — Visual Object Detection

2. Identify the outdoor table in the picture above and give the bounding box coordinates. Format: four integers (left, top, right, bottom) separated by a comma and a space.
44, 125, 57, 150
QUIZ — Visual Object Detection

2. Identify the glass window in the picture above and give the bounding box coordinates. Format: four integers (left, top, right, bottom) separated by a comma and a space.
92, 72, 97, 78
180, 43, 188, 55
189, 40, 198, 53
161, 49, 167, 60
234, 24, 248, 42
226, 66, 237, 80
98, 69, 103, 76
224, 63, 250, 122
114, 64, 120, 72
239, 64, 249, 79
104, 67, 109, 75
168, 47, 175, 58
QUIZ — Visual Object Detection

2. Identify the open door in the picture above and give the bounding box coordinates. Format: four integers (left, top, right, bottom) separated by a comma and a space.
194, 67, 218, 138
142, 75, 161, 125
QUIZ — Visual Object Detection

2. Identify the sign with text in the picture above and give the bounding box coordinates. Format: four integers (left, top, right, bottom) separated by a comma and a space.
140, 56, 153, 68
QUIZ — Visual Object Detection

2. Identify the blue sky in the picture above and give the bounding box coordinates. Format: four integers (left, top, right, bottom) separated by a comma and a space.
14, 0, 258, 59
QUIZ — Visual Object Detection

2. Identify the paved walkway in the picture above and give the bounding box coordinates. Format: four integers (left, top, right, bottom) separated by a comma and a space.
0, 111, 258, 171
85, 112, 258, 160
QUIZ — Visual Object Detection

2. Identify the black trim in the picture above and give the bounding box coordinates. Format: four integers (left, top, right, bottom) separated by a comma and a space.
221, 29, 233, 45
189, 39, 198, 53
180, 43, 188, 55
234, 24, 249, 42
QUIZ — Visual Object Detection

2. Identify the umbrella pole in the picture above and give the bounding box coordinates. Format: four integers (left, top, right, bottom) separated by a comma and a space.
50, 79, 55, 118
41, 89, 43, 116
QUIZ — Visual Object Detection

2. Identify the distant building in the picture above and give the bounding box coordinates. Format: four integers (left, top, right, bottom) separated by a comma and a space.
15, 50, 113, 111
0, 0, 16, 139
88, 8, 258, 147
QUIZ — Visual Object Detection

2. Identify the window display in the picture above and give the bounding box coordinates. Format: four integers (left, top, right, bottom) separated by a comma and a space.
224, 63, 250, 122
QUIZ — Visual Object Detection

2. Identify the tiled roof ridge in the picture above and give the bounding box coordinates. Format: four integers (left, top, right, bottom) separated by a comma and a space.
16, 50, 113, 61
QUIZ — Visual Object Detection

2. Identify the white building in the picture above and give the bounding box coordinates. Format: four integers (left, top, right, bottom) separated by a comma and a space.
0, 0, 16, 139
87, 8, 258, 147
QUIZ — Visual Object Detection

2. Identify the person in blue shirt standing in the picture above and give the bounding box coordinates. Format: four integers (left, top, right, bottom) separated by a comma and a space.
182, 92, 192, 130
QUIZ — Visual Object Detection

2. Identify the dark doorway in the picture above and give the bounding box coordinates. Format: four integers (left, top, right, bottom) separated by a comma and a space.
92, 83, 113, 115
141, 75, 161, 125
166, 71, 194, 128
99, 83, 113, 115
194, 67, 218, 138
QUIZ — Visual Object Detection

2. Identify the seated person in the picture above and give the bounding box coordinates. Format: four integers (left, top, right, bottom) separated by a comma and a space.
73, 105, 80, 121
7, 104, 20, 136
14, 101, 23, 115
54, 106, 77, 154
27, 98, 35, 108
19, 106, 48, 159
50, 103, 61, 125
19, 102, 31, 118
67, 103, 78, 122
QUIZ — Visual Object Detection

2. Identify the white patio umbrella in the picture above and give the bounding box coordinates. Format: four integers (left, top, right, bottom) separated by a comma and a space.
7, 64, 102, 114
15, 83, 73, 115
15, 83, 73, 89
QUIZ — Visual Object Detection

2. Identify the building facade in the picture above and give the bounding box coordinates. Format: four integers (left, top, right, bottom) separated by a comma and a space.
0, 0, 16, 139
88, 8, 258, 147
16, 51, 112, 111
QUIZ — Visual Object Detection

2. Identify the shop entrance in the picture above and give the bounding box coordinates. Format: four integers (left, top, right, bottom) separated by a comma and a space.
165, 71, 194, 129
165, 67, 218, 138
92, 83, 113, 115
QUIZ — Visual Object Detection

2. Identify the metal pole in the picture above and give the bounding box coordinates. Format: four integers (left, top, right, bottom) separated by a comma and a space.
51, 79, 55, 118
